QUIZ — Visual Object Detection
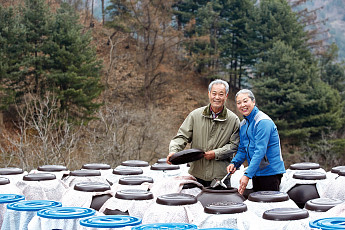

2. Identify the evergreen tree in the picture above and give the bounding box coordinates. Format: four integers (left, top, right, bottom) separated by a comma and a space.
253, 40, 343, 140
44, 2, 103, 121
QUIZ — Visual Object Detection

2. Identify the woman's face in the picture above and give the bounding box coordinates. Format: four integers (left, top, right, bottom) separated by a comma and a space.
236, 93, 255, 117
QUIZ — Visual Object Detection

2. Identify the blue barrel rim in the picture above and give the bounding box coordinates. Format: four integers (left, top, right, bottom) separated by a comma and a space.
79, 215, 142, 227
0, 194, 25, 204
131, 223, 198, 229
37, 207, 96, 219
309, 217, 345, 229
6, 200, 62, 211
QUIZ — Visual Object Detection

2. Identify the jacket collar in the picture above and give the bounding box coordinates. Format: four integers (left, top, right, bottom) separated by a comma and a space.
202, 104, 228, 121
244, 106, 259, 122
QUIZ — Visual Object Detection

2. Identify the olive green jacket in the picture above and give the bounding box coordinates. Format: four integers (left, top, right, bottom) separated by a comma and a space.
169, 104, 240, 181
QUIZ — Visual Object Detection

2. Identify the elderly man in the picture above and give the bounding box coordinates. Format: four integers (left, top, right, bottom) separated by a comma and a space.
167, 79, 240, 187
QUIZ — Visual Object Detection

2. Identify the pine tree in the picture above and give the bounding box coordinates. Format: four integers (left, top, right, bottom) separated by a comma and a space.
43, 2, 103, 121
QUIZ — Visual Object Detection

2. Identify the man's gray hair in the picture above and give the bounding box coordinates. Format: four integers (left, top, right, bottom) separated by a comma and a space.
208, 79, 229, 95
235, 89, 255, 101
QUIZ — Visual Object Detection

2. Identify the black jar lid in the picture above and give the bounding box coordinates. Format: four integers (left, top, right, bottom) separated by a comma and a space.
115, 189, 154, 200
74, 182, 111, 192
157, 158, 167, 164
305, 198, 343, 212
204, 201, 247, 214
0, 177, 10, 185
0, 167, 23, 175
169, 149, 205, 165
118, 176, 153, 185
338, 170, 345, 176
292, 171, 326, 180
202, 187, 241, 194
23, 173, 56, 181
289, 162, 320, 170
37, 165, 68, 172
69, 170, 101, 177
113, 167, 143, 175
156, 193, 197, 206
262, 208, 309, 221
331, 166, 345, 174
248, 191, 289, 203
150, 163, 180, 171
82, 163, 111, 170
121, 160, 149, 167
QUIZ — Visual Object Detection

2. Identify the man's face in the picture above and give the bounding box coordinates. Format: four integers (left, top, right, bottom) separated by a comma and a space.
236, 93, 255, 117
208, 83, 228, 112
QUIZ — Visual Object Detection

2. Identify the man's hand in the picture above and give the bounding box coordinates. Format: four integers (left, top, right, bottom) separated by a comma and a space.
166, 152, 175, 165
204, 150, 215, 160
238, 175, 250, 195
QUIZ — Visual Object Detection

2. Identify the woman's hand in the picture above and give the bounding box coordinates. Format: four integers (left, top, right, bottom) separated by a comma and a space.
238, 175, 250, 195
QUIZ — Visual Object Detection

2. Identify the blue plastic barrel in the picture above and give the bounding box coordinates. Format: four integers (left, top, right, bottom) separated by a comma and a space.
309, 217, 345, 229
80, 215, 141, 228
0, 194, 25, 204
131, 223, 198, 230
7, 200, 62, 211
37, 207, 96, 219
199, 228, 238, 230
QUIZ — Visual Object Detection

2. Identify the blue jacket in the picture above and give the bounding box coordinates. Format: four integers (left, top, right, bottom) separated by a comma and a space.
231, 106, 286, 178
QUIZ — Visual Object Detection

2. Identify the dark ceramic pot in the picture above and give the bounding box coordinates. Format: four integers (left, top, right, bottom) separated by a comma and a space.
196, 187, 245, 207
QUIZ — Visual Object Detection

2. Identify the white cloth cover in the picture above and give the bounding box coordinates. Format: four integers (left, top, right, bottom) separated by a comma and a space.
15, 179, 68, 201
244, 199, 299, 218
149, 175, 203, 198
320, 175, 345, 201
0, 172, 27, 184
254, 217, 310, 230
141, 201, 204, 224
61, 188, 115, 208
62, 175, 110, 188
99, 196, 155, 218
0, 183, 23, 195
194, 210, 260, 230
316, 201, 345, 218
1, 209, 36, 230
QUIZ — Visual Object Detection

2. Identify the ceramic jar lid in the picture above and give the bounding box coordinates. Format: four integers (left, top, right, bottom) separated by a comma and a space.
169, 149, 205, 165
121, 160, 149, 167
74, 182, 111, 192
305, 198, 343, 212
292, 171, 326, 180
248, 191, 289, 203
289, 162, 320, 170
118, 176, 153, 185
204, 201, 247, 214
262, 208, 309, 221
331, 166, 345, 174
37, 165, 67, 172
0, 167, 23, 175
338, 170, 345, 176
113, 167, 143, 175
0, 177, 10, 185
156, 193, 197, 206
23, 173, 56, 181
156, 158, 167, 163
115, 189, 154, 200
69, 170, 101, 177
37, 207, 95, 219
82, 163, 111, 170
80, 215, 142, 228
150, 163, 180, 171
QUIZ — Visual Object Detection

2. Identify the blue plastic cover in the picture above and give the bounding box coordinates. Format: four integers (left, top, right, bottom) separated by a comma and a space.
0, 194, 25, 204
131, 223, 198, 230
6, 200, 62, 211
309, 217, 345, 229
37, 207, 96, 219
80, 215, 142, 228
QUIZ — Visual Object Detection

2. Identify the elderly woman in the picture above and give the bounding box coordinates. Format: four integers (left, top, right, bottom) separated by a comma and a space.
227, 89, 286, 195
